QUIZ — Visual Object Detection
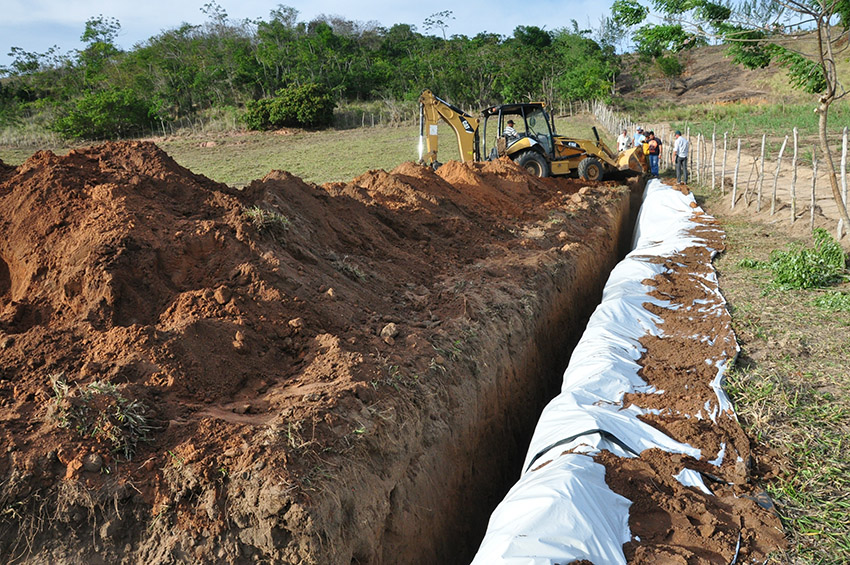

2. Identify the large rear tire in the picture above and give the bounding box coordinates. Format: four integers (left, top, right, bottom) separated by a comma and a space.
577, 156, 604, 181
515, 151, 550, 177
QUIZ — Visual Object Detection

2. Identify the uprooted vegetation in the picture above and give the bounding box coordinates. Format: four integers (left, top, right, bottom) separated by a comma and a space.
738, 227, 848, 290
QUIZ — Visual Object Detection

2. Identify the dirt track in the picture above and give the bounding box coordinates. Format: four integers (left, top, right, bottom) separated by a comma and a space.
0, 142, 642, 563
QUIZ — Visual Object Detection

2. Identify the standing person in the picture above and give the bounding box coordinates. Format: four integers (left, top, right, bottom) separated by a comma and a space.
617, 129, 630, 152
633, 126, 646, 148
673, 130, 689, 184
646, 131, 662, 177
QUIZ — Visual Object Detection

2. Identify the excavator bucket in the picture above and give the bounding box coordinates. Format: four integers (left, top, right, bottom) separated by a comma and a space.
617, 147, 646, 173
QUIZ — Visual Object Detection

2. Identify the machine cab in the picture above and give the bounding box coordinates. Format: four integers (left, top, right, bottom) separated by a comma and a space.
481, 103, 556, 161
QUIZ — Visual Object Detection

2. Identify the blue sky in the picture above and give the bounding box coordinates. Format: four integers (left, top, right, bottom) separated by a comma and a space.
0, 0, 610, 68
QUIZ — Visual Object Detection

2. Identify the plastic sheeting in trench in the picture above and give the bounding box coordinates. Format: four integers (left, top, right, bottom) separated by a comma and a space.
471, 179, 734, 564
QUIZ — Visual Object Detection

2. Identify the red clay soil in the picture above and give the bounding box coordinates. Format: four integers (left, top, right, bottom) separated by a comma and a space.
0, 142, 636, 564
596, 184, 787, 564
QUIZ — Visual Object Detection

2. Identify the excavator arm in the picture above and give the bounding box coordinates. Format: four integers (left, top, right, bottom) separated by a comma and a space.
419, 90, 480, 166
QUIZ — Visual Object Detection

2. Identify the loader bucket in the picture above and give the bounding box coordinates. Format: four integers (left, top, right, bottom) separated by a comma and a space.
617, 147, 646, 173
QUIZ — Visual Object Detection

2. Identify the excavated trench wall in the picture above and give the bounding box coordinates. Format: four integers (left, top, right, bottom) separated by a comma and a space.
364, 180, 644, 564
139, 180, 644, 565
0, 144, 644, 565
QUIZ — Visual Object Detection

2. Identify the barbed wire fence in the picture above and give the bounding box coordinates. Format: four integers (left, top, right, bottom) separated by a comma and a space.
592, 101, 849, 240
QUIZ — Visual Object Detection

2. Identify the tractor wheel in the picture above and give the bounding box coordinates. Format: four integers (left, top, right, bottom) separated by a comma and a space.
515, 151, 550, 177
577, 156, 604, 181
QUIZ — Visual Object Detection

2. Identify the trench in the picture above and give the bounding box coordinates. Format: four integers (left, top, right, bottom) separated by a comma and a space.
377, 176, 647, 565
0, 256, 10, 303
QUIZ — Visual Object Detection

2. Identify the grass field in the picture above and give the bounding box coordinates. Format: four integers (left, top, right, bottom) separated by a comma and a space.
0, 112, 615, 187
691, 183, 850, 564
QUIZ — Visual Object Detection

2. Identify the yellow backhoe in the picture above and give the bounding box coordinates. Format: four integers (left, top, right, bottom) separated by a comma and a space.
418, 89, 644, 181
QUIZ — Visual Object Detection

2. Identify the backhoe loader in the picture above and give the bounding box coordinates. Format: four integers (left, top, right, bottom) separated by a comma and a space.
418, 90, 644, 181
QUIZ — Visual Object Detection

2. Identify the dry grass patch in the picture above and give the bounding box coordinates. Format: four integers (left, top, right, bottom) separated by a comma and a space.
698, 195, 850, 563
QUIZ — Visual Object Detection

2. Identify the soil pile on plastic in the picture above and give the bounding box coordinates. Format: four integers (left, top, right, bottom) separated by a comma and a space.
0, 142, 629, 563
596, 195, 787, 563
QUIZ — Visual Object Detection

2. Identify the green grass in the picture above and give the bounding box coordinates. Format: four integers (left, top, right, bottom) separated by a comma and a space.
0, 111, 617, 187
160, 125, 435, 186
624, 99, 850, 138
700, 187, 850, 563
812, 291, 850, 311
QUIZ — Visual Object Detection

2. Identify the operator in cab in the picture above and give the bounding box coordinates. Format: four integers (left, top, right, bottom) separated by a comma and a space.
504, 120, 518, 140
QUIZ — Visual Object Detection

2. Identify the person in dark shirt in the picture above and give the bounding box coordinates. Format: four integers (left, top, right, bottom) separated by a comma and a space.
646, 131, 662, 177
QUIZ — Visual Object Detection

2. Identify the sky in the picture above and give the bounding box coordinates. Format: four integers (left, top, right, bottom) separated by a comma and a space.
0, 0, 611, 68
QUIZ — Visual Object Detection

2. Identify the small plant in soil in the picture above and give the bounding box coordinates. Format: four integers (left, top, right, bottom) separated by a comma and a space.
329, 253, 367, 281
243, 205, 290, 237
48, 374, 152, 460
811, 290, 850, 312
739, 228, 847, 290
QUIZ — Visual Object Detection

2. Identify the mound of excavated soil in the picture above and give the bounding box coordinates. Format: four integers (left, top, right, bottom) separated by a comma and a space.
0, 141, 636, 563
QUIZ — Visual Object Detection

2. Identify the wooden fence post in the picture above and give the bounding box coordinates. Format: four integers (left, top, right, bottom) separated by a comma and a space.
771, 135, 788, 215
791, 127, 798, 223
721, 132, 728, 195
842, 127, 848, 210
745, 156, 758, 205
711, 132, 717, 190
732, 138, 741, 209
667, 131, 672, 170
698, 134, 703, 184
757, 134, 766, 212
696, 134, 702, 184
811, 146, 818, 229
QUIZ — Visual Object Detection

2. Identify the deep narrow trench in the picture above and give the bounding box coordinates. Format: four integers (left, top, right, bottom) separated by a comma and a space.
383, 177, 648, 565
455, 176, 647, 563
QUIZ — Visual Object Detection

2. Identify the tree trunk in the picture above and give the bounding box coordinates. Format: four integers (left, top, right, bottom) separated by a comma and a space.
818, 100, 850, 227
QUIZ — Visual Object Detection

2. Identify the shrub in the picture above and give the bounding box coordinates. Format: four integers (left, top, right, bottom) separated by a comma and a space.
767, 228, 847, 289
656, 54, 684, 79
243, 83, 335, 130
49, 374, 152, 460
243, 205, 290, 238
51, 88, 153, 140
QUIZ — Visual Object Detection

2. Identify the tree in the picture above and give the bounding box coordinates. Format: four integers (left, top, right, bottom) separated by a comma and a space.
551, 30, 620, 101
78, 15, 122, 87
609, 0, 850, 225
423, 10, 454, 39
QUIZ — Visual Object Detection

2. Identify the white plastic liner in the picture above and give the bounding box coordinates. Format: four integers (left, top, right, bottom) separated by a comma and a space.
471, 179, 736, 564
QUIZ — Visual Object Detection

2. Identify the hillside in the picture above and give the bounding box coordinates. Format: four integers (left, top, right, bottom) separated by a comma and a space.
616, 34, 850, 107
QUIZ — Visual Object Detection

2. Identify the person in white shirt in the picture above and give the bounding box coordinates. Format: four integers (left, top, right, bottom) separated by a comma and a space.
673, 130, 689, 184
504, 120, 518, 139
633, 126, 646, 148
617, 129, 630, 152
